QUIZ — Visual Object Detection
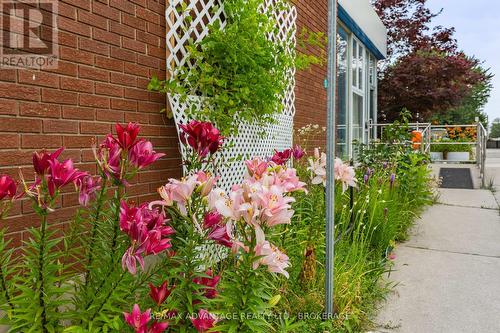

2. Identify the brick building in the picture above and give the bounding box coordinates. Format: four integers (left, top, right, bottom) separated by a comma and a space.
0, 0, 386, 245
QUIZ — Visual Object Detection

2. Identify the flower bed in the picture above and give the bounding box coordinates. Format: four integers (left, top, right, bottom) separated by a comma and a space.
0, 120, 434, 332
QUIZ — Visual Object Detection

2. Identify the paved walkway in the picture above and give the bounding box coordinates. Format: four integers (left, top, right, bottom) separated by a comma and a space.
375, 155, 500, 333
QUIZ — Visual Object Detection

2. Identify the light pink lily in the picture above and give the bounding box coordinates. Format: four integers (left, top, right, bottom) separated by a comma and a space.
307, 148, 327, 186
254, 186, 295, 227
122, 246, 145, 275
245, 157, 269, 179
196, 171, 218, 197
334, 158, 357, 192
272, 167, 307, 193
253, 227, 290, 278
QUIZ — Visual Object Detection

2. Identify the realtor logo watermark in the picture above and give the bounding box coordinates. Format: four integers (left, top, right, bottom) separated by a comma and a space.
0, 0, 58, 69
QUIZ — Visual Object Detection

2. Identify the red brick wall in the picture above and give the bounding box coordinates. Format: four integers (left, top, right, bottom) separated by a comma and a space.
0, 0, 182, 247
0, 0, 328, 246
292, 0, 328, 149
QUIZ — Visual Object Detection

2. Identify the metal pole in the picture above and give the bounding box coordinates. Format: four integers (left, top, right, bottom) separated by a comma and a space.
325, 0, 337, 317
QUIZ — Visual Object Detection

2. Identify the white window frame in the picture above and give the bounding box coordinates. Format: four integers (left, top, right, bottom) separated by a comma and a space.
351, 36, 365, 156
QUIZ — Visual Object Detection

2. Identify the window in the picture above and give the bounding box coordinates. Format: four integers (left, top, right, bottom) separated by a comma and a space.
368, 55, 377, 139
351, 37, 365, 149
336, 26, 349, 158
334, 26, 379, 159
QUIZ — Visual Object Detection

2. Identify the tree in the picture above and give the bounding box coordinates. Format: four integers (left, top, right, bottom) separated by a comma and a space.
373, 0, 456, 63
373, 0, 491, 123
432, 64, 493, 126
378, 51, 486, 122
491, 118, 500, 139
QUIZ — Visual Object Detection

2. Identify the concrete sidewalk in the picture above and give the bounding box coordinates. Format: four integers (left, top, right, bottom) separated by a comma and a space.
374, 187, 500, 333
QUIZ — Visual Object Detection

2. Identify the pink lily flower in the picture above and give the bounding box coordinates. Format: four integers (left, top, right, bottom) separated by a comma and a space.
196, 171, 218, 197
244, 157, 269, 179
122, 246, 145, 275
255, 186, 295, 227
272, 167, 307, 193
193, 269, 221, 299
271, 149, 292, 165
253, 227, 290, 278
95, 135, 123, 181
190, 309, 218, 333
123, 304, 151, 333
47, 158, 87, 197
0, 175, 17, 201
307, 149, 327, 186
116, 122, 140, 150
149, 281, 173, 306
32, 147, 64, 176
129, 140, 165, 169
120, 202, 174, 274
292, 144, 305, 160
145, 229, 173, 255
207, 224, 232, 248
162, 176, 197, 215
149, 321, 169, 333
203, 211, 223, 229
180, 120, 224, 158
76, 175, 102, 206
334, 158, 357, 192
236, 201, 259, 226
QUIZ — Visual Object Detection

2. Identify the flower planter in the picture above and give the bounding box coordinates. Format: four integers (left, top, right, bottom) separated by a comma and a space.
430, 152, 443, 161
447, 152, 470, 161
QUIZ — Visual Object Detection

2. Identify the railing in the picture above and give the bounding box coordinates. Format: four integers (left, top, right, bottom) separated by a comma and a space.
477, 123, 488, 187
366, 121, 432, 154
367, 122, 489, 188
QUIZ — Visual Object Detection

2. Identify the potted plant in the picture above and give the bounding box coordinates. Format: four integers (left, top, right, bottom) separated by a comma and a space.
430, 142, 446, 161
446, 142, 473, 161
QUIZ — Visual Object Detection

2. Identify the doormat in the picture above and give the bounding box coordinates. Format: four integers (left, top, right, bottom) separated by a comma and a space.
439, 168, 474, 189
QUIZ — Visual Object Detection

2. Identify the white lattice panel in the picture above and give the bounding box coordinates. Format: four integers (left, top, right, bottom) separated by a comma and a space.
166, 0, 297, 193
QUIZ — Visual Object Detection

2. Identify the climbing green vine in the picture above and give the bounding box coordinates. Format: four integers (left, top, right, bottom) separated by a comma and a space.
149, 0, 324, 136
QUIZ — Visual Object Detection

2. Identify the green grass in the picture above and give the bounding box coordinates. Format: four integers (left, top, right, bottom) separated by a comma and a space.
274, 151, 434, 332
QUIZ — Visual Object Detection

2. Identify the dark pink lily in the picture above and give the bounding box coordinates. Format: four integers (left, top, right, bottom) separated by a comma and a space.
203, 211, 223, 229
96, 135, 123, 181
149, 321, 169, 333
76, 176, 102, 206
180, 120, 224, 158
0, 175, 16, 201
207, 224, 232, 248
193, 269, 221, 299
292, 144, 305, 160
123, 304, 151, 333
47, 158, 87, 197
32, 147, 64, 176
116, 122, 140, 150
128, 140, 165, 169
190, 309, 218, 333
149, 280, 174, 306
271, 149, 292, 165
120, 201, 175, 274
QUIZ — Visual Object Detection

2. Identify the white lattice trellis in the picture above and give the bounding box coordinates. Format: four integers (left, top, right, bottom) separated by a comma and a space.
166, 0, 297, 192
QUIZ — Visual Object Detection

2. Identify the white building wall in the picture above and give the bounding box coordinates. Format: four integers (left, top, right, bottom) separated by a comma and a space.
338, 0, 387, 58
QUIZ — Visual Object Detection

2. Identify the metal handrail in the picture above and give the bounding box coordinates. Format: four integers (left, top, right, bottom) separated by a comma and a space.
367, 122, 489, 187
367, 122, 432, 154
